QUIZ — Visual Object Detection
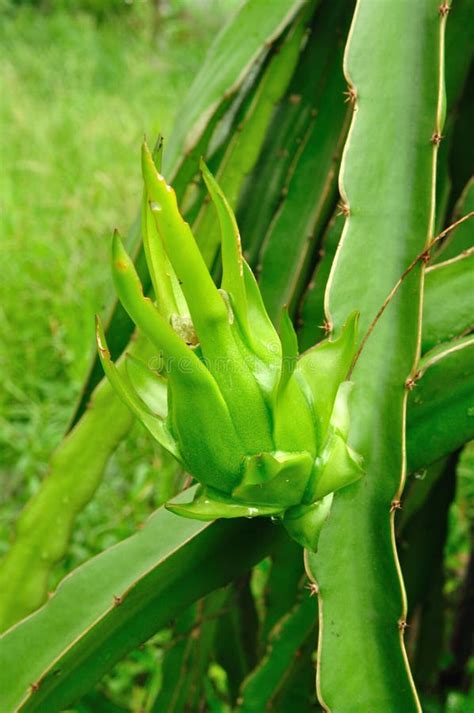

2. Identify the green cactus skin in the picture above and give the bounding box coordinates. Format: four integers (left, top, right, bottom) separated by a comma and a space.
193, 3, 315, 268
151, 588, 230, 713
407, 335, 474, 473
422, 250, 474, 352
259, 535, 304, 644
98, 141, 364, 552
213, 578, 259, 702
0, 497, 280, 713
305, 2, 450, 711
298, 211, 345, 351
162, 0, 310, 180
238, 0, 353, 268
435, 177, 474, 262
236, 593, 316, 713
257, 17, 352, 324
399, 455, 457, 692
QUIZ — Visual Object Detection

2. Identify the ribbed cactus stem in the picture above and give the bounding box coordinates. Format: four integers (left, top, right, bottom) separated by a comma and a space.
305, 2, 450, 710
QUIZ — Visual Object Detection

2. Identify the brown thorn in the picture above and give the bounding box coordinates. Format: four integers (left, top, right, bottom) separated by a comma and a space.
439, 2, 450, 15
306, 582, 319, 597
344, 85, 357, 104
431, 132, 443, 145
405, 377, 417, 391
289, 94, 302, 105
390, 499, 402, 513
113, 595, 123, 606
337, 201, 350, 217
30, 681, 41, 693
320, 320, 332, 335
398, 618, 409, 632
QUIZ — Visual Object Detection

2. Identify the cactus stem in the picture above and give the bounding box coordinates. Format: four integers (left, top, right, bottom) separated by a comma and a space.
348, 211, 474, 378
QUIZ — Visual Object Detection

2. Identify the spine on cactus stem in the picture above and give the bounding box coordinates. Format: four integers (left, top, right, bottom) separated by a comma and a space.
304, 1, 450, 711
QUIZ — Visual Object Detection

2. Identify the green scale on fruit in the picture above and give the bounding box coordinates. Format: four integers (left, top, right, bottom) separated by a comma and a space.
96, 142, 364, 552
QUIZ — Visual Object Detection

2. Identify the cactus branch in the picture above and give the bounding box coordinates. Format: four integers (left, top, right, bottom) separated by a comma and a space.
348, 210, 474, 377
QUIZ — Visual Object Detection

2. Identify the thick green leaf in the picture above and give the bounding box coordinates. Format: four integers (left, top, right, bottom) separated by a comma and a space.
214, 576, 259, 702
162, 0, 309, 178
259, 535, 303, 644
445, 65, 474, 221
398, 458, 448, 531
435, 178, 474, 262
150, 589, 229, 713
194, 3, 312, 269
307, 2, 446, 711
422, 249, 474, 352
237, 0, 352, 268
398, 455, 457, 691
0, 493, 281, 713
298, 212, 345, 351
270, 634, 318, 712
407, 335, 474, 473
258, 0, 352, 323
434, 0, 474, 229
236, 594, 316, 713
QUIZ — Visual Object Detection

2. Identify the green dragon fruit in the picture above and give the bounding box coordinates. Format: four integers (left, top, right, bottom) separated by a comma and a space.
96, 142, 364, 551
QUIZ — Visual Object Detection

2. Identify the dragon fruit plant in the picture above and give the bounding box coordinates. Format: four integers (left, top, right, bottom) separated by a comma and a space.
2, 2, 473, 712
96, 143, 364, 552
